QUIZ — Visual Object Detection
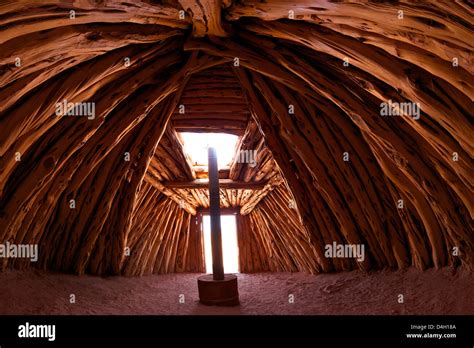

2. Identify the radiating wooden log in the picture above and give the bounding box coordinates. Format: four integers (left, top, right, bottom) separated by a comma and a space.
226, 0, 474, 71
0, 0, 190, 45
1, 0, 472, 276
178, 0, 228, 37
186, 35, 472, 269
233, 66, 332, 272
240, 176, 283, 215
145, 174, 197, 215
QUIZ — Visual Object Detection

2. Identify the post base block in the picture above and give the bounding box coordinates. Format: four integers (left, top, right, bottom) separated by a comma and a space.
197, 274, 239, 306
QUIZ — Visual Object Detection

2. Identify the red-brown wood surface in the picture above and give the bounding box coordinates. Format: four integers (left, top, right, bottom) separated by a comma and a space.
0, 0, 472, 275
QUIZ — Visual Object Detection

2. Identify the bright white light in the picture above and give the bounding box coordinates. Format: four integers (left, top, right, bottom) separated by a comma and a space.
180, 133, 239, 169
203, 215, 239, 274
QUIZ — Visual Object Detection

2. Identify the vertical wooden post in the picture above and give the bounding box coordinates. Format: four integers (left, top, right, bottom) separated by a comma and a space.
197, 147, 239, 306
208, 147, 224, 280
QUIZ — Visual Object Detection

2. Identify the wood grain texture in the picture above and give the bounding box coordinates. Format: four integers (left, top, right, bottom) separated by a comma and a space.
0, 0, 472, 275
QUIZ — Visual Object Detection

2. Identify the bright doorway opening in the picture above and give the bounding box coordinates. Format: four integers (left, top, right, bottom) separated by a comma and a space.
203, 214, 239, 274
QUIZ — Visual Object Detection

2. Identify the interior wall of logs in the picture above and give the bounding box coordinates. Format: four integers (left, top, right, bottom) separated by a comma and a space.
238, 185, 320, 273
122, 182, 206, 276
0, 1, 472, 276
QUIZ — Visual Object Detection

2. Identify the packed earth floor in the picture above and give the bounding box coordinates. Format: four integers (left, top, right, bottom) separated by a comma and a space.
0, 267, 472, 315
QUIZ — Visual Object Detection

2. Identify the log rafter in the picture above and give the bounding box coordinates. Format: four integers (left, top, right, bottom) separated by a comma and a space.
0, 0, 472, 275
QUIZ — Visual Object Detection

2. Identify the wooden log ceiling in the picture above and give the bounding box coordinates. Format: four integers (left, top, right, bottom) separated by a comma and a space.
171, 65, 250, 134
0, 0, 472, 275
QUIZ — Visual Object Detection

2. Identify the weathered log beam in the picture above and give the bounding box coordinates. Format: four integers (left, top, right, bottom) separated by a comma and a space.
233, 66, 332, 272
178, 0, 228, 37
226, 0, 473, 69
150, 125, 207, 182
240, 176, 283, 215
0, 24, 182, 91
198, 207, 239, 214
229, 118, 260, 180
238, 23, 473, 154
145, 174, 197, 216
1, 0, 472, 275
188, 35, 472, 268
162, 178, 268, 190
0, 1, 190, 45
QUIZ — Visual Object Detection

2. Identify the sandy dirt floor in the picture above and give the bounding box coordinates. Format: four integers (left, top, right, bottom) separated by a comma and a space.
0, 267, 472, 315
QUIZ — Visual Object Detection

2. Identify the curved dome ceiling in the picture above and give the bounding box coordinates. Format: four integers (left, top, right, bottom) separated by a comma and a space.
0, 0, 472, 275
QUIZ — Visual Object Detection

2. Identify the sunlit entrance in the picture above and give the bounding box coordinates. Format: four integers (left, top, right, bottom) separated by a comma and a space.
203, 214, 239, 274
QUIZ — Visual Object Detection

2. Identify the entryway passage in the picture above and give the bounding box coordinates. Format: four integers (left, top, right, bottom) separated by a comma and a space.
203, 214, 239, 274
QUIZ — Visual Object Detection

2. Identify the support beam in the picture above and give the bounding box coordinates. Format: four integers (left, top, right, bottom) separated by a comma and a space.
198, 207, 239, 215
145, 173, 197, 215
208, 147, 224, 280
162, 178, 268, 190
197, 147, 239, 306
